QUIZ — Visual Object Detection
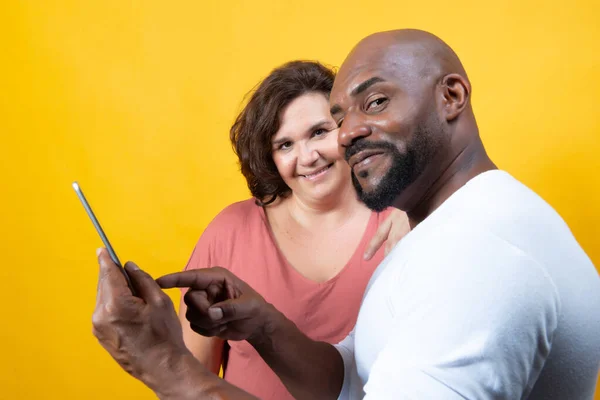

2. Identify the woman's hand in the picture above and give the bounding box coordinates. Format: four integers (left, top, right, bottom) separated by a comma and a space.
363, 209, 410, 260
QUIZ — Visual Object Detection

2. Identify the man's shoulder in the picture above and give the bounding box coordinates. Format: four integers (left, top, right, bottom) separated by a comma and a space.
385, 222, 561, 326
391, 221, 555, 291
395, 170, 573, 268
452, 170, 566, 228
404, 222, 530, 263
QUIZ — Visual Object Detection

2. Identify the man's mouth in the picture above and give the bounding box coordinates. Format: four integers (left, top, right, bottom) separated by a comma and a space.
349, 150, 385, 170
301, 163, 333, 180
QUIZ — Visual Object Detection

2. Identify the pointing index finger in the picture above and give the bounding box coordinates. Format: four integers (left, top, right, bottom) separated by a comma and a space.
157, 269, 225, 290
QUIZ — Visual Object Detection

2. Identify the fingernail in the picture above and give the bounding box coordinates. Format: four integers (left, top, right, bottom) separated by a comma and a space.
96, 248, 103, 257
125, 261, 140, 271
363, 252, 371, 260
208, 307, 223, 321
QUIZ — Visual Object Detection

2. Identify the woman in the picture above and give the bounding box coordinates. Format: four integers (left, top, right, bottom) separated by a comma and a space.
179, 60, 408, 399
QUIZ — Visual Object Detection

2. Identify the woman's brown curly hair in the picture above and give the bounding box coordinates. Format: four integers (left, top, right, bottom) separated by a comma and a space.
230, 60, 335, 206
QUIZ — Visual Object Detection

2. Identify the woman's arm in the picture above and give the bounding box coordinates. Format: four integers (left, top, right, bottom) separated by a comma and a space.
179, 295, 225, 375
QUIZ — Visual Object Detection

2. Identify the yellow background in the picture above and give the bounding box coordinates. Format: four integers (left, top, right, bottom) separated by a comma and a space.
1, 0, 598, 398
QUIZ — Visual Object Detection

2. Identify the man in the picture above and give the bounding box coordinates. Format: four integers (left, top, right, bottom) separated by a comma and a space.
92, 29, 600, 399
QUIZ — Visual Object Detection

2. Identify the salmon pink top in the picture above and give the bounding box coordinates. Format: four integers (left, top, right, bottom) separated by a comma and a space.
184, 199, 393, 399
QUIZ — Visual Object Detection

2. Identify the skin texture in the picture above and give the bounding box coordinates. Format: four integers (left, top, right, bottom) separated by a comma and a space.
92, 29, 497, 399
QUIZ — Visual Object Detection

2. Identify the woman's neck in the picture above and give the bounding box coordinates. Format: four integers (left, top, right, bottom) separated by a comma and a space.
283, 184, 368, 229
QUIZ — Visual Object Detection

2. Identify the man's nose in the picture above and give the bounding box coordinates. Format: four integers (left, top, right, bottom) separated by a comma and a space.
338, 113, 372, 149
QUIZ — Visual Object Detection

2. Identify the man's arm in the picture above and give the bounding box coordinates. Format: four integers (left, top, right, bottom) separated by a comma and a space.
245, 303, 344, 400
158, 267, 346, 400
179, 283, 344, 399
143, 351, 258, 400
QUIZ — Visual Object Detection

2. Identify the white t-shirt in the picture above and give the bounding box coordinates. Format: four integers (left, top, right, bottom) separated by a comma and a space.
335, 170, 600, 400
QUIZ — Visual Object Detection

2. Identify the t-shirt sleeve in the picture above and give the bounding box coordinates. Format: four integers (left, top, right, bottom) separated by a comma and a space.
362, 228, 561, 399
178, 220, 219, 298
184, 224, 215, 272
183, 201, 250, 272
180, 201, 253, 299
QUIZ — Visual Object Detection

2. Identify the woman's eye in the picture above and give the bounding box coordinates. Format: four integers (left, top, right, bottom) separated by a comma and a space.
279, 141, 292, 150
312, 128, 327, 137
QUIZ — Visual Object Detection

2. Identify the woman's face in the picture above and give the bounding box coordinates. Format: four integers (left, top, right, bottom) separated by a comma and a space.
271, 92, 351, 205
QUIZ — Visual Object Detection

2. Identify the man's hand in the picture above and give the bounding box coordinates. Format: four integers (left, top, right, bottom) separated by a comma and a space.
157, 267, 274, 346
158, 267, 344, 400
93, 248, 204, 398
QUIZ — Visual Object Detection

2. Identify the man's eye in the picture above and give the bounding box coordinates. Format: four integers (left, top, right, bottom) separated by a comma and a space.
367, 97, 388, 110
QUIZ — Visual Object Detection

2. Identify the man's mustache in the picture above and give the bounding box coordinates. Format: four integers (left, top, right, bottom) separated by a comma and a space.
344, 140, 398, 162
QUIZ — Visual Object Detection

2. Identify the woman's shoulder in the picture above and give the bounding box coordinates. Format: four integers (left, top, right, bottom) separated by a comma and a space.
204, 198, 263, 234
214, 198, 261, 220
185, 198, 265, 269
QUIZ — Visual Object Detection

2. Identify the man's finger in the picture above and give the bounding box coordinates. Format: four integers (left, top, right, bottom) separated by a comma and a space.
363, 217, 392, 260
184, 290, 212, 314
157, 268, 228, 290
124, 262, 167, 306
208, 297, 259, 324
186, 307, 218, 331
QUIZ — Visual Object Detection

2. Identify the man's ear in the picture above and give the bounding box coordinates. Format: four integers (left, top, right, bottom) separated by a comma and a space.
440, 73, 470, 122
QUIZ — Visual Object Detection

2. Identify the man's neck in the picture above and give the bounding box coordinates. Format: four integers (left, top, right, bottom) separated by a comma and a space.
401, 136, 496, 228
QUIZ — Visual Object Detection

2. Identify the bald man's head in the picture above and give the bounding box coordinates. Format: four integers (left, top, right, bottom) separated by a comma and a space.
336, 30, 468, 90
330, 29, 475, 212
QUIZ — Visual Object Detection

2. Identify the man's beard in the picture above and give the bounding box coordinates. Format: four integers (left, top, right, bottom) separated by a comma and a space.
347, 119, 441, 212
349, 141, 417, 212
